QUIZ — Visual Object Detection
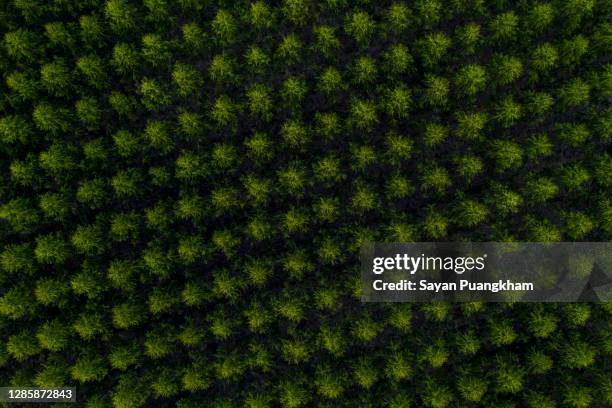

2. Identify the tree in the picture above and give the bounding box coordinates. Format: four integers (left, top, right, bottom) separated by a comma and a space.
5, 70, 39, 101
112, 301, 147, 329
282, 207, 308, 235
560, 35, 589, 67
4, 29, 39, 62
423, 209, 448, 239
421, 165, 451, 193
76, 97, 102, 128
209, 54, 236, 83
1, 243, 35, 275
384, 85, 412, 120
490, 139, 523, 171
563, 386, 593, 408
182, 360, 211, 392
385, 3, 412, 33
140, 78, 172, 110
282, 0, 309, 26
415, 0, 443, 28
527, 307, 558, 339
32, 103, 71, 134
212, 9, 237, 46
457, 376, 487, 403
39, 142, 78, 177
386, 173, 414, 200
560, 164, 591, 191
152, 367, 181, 398
531, 43, 558, 72
525, 3, 554, 34
312, 155, 342, 184
487, 183, 522, 216
0, 198, 40, 233
455, 64, 487, 96
494, 356, 524, 394
454, 198, 488, 227
35, 232, 69, 264
142, 34, 172, 67
314, 26, 340, 57
109, 344, 141, 371
455, 23, 480, 54
278, 164, 308, 196
250, 1, 273, 29
0, 286, 37, 320
561, 340, 596, 369
561, 0, 595, 33
524, 217, 561, 242
314, 365, 345, 399
421, 380, 453, 408
35, 277, 69, 307
112, 168, 143, 198
35, 358, 69, 388
246, 259, 273, 287
424, 123, 448, 147
494, 97, 522, 128
525, 92, 554, 121
7, 330, 41, 362
211, 229, 240, 256
524, 177, 558, 203
77, 55, 109, 89
489, 12, 518, 43
77, 178, 108, 209
105, 0, 138, 34
245, 133, 274, 163
112, 373, 150, 408
71, 354, 108, 383
279, 380, 310, 407
558, 78, 590, 108
315, 112, 342, 140
384, 44, 413, 75
490, 54, 523, 86
562, 211, 594, 239
281, 77, 307, 107
349, 98, 378, 130
182, 23, 206, 51
282, 338, 311, 364
109, 91, 138, 116
276, 34, 302, 64
245, 46, 270, 74
79, 14, 105, 47
71, 266, 105, 299
417, 32, 451, 68
144, 119, 173, 153
454, 154, 483, 181
345, 10, 376, 45
210, 95, 237, 127
352, 56, 378, 85
526, 349, 553, 374
172, 63, 201, 97
424, 75, 450, 108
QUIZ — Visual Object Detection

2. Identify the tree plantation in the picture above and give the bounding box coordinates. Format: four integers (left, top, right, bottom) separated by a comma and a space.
0, 0, 611, 407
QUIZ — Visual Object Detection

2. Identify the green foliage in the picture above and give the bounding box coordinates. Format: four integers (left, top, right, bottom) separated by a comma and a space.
71, 353, 108, 383
418, 32, 451, 68
7, 330, 41, 362
0, 2, 609, 407
532, 43, 558, 72
455, 64, 487, 96
345, 11, 376, 45
456, 23, 481, 54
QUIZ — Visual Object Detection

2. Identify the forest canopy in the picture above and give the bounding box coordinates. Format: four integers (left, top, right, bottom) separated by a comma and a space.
0, 0, 611, 407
